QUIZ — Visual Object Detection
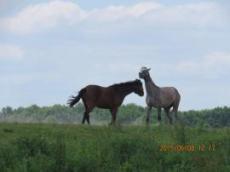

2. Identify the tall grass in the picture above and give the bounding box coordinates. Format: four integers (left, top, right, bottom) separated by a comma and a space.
0, 123, 229, 172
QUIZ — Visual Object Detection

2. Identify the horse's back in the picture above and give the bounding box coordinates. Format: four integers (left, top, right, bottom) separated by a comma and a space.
85, 85, 104, 90
161, 86, 180, 96
83, 85, 114, 106
159, 87, 180, 106
82, 85, 103, 100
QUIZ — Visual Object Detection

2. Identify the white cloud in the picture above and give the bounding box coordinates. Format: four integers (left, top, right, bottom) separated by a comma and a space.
0, 1, 226, 34
87, 2, 161, 22
1, 0, 85, 34
0, 44, 24, 60
176, 52, 230, 78
143, 2, 225, 27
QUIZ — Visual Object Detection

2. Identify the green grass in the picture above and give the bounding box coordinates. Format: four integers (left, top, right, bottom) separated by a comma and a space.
0, 123, 229, 172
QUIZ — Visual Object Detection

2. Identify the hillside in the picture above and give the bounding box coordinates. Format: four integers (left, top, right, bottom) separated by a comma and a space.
0, 104, 230, 127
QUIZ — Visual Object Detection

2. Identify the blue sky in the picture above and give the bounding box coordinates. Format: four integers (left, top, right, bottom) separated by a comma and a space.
0, 0, 230, 110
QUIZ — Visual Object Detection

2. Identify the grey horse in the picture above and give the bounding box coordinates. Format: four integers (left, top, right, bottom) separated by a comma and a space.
139, 67, 181, 125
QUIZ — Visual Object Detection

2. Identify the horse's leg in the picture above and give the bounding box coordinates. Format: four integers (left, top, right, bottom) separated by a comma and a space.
173, 93, 180, 120
82, 109, 91, 124
146, 106, 152, 125
172, 101, 179, 121
157, 107, 162, 125
110, 108, 118, 125
86, 105, 95, 125
82, 112, 86, 124
82, 112, 87, 124
82, 101, 94, 125
82, 100, 87, 124
83, 109, 90, 124
164, 107, 172, 124
86, 112, 90, 124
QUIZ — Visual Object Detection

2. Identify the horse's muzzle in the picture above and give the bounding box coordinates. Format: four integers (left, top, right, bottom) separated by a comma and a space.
139, 90, 144, 96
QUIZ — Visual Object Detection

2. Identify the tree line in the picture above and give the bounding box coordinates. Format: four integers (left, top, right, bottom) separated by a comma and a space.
0, 104, 229, 127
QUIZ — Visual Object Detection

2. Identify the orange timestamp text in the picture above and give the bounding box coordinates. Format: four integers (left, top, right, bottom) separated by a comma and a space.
159, 144, 216, 152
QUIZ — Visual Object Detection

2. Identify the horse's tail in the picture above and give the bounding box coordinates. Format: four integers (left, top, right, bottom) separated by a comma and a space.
68, 88, 86, 107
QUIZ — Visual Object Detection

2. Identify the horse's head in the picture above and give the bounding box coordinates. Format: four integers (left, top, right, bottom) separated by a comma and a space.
139, 66, 151, 80
133, 79, 144, 96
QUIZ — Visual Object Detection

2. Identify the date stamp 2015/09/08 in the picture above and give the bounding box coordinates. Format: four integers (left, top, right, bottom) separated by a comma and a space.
159, 144, 216, 152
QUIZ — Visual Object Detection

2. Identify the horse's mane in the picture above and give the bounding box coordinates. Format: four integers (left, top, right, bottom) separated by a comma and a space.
110, 80, 139, 89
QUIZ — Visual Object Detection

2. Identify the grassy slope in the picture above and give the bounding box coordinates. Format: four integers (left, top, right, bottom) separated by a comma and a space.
0, 123, 229, 172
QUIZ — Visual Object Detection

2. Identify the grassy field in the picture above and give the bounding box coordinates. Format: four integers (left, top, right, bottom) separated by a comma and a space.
0, 123, 229, 172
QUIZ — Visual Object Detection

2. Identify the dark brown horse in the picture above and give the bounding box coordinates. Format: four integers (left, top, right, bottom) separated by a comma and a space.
68, 79, 144, 125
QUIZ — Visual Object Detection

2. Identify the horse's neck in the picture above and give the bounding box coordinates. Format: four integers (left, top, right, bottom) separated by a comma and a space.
144, 76, 159, 96
118, 86, 134, 100
121, 87, 134, 97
